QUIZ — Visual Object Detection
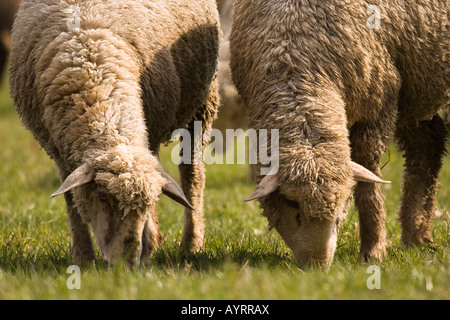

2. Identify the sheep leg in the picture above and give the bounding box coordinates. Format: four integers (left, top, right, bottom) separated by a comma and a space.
57, 163, 96, 265
179, 79, 220, 251
64, 192, 97, 265
141, 206, 162, 261
179, 161, 205, 251
395, 114, 448, 245
350, 122, 391, 262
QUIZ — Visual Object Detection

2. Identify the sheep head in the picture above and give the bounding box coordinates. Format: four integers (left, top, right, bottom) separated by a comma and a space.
246, 162, 390, 269
51, 145, 192, 266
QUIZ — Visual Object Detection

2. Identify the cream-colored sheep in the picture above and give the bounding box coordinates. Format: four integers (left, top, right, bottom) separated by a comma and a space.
231, 0, 449, 268
9, 0, 220, 265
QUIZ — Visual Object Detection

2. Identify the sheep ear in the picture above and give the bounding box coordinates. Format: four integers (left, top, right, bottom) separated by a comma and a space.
351, 161, 391, 184
51, 163, 96, 197
245, 173, 279, 202
160, 170, 195, 210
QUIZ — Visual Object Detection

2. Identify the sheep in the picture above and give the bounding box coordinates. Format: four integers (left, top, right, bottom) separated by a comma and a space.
9, 0, 220, 266
230, 0, 449, 268
0, 0, 21, 83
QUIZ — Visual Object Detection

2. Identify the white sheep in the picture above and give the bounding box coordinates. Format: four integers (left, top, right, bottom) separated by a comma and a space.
231, 0, 449, 268
9, 0, 221, 265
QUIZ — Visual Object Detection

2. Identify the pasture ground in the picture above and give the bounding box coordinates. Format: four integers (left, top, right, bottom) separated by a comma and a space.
0, 72, 449, 300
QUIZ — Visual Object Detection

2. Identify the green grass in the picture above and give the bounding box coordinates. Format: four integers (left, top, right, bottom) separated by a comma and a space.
0, 71, 449, 300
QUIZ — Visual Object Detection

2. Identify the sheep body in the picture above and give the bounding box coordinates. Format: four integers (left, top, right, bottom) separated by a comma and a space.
231, 0, 449, 267
9, 0, 220, 264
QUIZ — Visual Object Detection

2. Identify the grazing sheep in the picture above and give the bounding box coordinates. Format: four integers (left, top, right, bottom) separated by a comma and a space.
0, 0, 21, 82
9, 0, 220, 265
230, 0, 449, 268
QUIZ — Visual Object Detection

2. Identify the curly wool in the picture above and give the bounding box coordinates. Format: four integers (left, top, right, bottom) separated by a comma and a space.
92, 145, 166, 216
231, 0, 448, 264
10, 0, 220, 199
231, 0, 449, 220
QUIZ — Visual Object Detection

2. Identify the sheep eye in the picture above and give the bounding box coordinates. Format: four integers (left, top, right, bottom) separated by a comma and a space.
286, 199, 299, 209
98, 191, 109, 203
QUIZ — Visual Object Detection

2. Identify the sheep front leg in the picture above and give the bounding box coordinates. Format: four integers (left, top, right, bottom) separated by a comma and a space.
179, 161, 206, 251
141, 206, 162, 262
178, 121, 208, 251
179, 80, 219, 251
395, 115, 448, 245
56, 164, 96, 265
64, 192, 97, 265
350, 122, 391, 262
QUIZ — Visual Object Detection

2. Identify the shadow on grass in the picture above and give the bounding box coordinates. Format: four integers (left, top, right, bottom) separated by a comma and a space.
149, 239, 296, 273
0, 230, 296, 275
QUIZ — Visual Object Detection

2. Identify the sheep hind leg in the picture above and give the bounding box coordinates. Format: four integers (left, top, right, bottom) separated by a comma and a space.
395, 114, 448, 246
179, 79, 220, 251
350, 122, 391, 262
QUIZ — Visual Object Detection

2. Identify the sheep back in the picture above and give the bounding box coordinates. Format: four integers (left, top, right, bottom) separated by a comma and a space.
9, 0, 220, 165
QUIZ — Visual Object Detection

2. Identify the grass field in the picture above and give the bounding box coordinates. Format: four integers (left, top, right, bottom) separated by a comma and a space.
0, 71, 449, 300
